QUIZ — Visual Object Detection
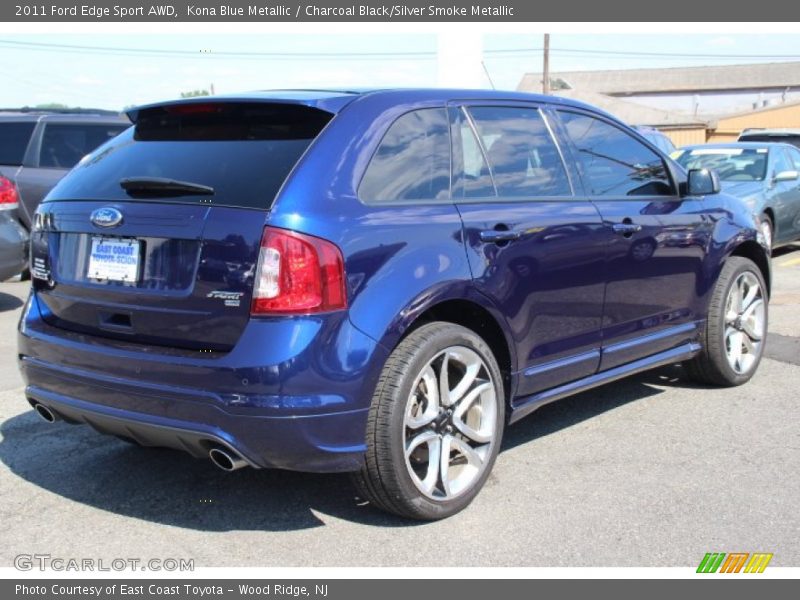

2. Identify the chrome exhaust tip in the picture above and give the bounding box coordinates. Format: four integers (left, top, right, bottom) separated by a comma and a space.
33, 403, 58, 423
208, 447, 247, 472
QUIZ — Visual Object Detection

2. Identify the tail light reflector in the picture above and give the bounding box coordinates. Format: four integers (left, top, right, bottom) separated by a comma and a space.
0, 176, 19, 210
251, 227, 347, 315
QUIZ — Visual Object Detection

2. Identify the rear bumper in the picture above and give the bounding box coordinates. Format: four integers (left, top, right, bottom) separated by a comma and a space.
0, 211, 29, 281
18, 293, 385, 473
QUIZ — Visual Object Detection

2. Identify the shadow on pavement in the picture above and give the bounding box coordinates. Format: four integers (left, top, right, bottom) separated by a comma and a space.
772, 244, 800, 259
1, 364, 701, 531
0, 292, 23, 313
502, 363, 705, 451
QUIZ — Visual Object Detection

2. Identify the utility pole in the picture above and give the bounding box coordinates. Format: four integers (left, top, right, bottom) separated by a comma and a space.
543, 33, 550, 95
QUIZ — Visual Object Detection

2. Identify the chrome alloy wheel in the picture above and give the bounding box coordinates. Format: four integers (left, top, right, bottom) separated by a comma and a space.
724, 271, 766, 375
403, 346, 498, 500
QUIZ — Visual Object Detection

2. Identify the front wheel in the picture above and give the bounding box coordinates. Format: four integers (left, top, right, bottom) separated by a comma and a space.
352, 322, 505, 520
686, 257, 768, 386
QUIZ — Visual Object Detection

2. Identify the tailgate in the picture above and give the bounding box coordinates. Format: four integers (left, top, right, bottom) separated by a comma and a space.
32, 201, 264, 351
30, 100, 335, 351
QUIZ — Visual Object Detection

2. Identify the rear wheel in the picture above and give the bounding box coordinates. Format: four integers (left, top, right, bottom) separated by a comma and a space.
353, 322, 504, 520
686, 257, 767, 386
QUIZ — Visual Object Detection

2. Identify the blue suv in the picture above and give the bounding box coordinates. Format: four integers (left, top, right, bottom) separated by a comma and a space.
18, 90, 770, 519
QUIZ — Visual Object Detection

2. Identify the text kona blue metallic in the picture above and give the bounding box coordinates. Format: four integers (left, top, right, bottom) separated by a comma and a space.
18, 89, 771, 519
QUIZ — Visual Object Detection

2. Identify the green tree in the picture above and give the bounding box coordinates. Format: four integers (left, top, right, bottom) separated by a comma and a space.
33, 103, 72, 109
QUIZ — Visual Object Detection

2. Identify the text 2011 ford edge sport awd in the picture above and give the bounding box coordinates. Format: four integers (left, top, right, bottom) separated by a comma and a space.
18, 89, 770, 520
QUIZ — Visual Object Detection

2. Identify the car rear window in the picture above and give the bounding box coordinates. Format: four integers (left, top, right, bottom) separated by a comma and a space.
739, 134, 800, 149
46, 102, 333, 209
0, 122, 36, 165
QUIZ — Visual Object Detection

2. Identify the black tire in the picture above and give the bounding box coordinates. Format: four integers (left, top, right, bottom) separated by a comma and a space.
352, 322, 505, 520
19, 268, 31, 282
686, 256, 768, 386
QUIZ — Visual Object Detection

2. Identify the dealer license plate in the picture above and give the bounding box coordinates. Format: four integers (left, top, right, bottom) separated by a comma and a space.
87, 237, 140, 282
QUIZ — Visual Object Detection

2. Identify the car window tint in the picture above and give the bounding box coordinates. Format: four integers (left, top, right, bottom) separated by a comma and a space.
466, 106, 571, 197
787, 146, 800, 170
559, 111, 674, 197
359, 108, 450, 202
456, 119, 496, 198
47, 104, 332, 210
773, 148, 794, 175
0, 122, 36, 165
40, 123, 128, 169
654, 134, 675, 154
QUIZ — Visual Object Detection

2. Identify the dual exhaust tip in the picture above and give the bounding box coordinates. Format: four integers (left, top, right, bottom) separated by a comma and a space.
31, 400, 248, 472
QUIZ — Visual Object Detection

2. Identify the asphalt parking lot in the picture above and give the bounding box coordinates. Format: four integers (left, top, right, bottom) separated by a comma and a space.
1, 247, 799, 568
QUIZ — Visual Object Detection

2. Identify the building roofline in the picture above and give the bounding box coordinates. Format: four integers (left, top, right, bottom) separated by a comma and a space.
519, 60, 800, 95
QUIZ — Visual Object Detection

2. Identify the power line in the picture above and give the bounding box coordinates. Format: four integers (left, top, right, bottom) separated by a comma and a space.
0, 39, 437, 59
3, 38, 800, 62
488, 47, 800, 59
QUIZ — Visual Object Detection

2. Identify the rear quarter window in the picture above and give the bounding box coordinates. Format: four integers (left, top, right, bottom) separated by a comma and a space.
0, 122, 36, 165
359, 108, 450, 203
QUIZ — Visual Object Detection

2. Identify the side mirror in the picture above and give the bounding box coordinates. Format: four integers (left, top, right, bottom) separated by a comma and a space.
686, 168, 721, 196
774, 169, 799, 182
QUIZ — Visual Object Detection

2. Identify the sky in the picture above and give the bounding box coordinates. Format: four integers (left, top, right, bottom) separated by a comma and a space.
1, 33, 800, 110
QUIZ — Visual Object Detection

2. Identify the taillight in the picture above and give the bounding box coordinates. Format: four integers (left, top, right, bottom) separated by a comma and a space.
0, 176, 19, 210
251, 227, 347, 315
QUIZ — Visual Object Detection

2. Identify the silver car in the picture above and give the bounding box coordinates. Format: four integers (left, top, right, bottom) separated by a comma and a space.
0, 172, 28, 280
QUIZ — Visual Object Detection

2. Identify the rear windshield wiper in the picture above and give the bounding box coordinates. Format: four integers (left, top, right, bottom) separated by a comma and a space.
120, 177, 214, 196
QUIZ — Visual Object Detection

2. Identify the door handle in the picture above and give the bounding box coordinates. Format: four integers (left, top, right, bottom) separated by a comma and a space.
612, 222, 642, 236
480, 229, 521, 244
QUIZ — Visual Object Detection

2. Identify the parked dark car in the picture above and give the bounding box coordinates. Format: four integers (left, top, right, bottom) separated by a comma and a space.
673, 142, 800, 249
0, 171, 28, 280
0, 109, 130, 232
738, 128, 800, 149
635, 125, 676, 154
18, 90, 770, 520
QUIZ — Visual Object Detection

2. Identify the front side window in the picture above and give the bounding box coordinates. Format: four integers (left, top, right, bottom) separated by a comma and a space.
559, 111, 674, 197
359, 108, 450, 203
466, 106, 571, 198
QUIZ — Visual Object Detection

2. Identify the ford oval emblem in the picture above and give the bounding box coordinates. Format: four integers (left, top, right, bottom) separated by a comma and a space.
90, 207, 123, 228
